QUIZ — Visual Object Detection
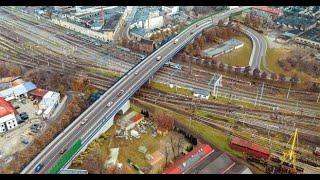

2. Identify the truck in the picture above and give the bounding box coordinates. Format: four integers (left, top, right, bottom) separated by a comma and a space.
156, 56, 162, 61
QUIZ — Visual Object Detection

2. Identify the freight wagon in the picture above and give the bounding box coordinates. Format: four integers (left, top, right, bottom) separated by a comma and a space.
230, 137, 270, 160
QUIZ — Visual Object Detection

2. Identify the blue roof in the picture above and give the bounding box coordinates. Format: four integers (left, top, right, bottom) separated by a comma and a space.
193, 88, 210, 96
281, 32, 296, 38
133, 7, 160, 22
0, 82, 36, 98
131, 27, 149, 37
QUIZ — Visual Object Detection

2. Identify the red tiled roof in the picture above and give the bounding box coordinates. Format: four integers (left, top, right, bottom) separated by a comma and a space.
253, 6, 283, 15
132, 113, 144, 123
163, 144, 214, 174
0, 97, 18, 117
29, 88, 48, 97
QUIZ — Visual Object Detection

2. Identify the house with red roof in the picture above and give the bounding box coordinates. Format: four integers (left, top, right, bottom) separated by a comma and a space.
0, 97, 18, 133
163, 144, 214, 174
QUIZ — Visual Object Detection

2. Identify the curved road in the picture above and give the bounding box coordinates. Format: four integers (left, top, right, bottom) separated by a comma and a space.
240, 25, 267, 69
21, 7, 251, 174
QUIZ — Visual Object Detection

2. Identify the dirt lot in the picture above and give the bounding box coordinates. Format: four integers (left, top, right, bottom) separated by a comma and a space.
71, 109, 192, 174
0, 98, 45, 166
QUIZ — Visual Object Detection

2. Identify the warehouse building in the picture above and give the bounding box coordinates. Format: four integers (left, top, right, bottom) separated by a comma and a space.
0, 97, 18, 133
0, 82, 36, 101
130, 7, 164, 30
294, 27, 320, 50
202, 38, 244, 58
275, 15, 317, 32
39, 91, 60, 119
163, 144, 214, 174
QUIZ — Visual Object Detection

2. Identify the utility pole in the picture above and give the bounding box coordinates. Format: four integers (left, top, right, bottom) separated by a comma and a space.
254, 86, 259, 107
259, 82, 265, 100
286, 83, 291, 99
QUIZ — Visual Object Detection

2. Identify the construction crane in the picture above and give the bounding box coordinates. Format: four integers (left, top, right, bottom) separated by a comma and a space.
280, 128, 299, 173
266, 128, 303, 174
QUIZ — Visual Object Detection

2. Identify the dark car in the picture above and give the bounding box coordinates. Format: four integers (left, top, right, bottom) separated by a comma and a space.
35, 163, 44, 172
20, 112, 29, 120
117, 90, 124, 97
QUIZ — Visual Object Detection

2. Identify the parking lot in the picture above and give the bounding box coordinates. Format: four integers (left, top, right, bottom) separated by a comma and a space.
0, 97, 46, 166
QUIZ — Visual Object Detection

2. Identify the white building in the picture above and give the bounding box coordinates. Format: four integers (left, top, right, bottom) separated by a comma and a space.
162, 6, 179, 16
0, 82, 36, 101
0, 113, 18, 133
130, 7, 164, 30
39, 91, 60, 110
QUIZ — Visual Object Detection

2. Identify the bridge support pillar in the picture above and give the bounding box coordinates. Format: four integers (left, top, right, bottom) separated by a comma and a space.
64, 100, 131, 169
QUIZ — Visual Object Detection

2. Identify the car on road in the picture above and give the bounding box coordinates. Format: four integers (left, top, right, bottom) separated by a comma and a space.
174, 39, 179, 44
134, 71, 139, 75
80, 118, 88, 125
117, 90, 124, 97
106, 101, 113, 107
190, 31, 194, 35
60, 148, 67, 154
35, 163, 44, 172
156, 56, 162, 61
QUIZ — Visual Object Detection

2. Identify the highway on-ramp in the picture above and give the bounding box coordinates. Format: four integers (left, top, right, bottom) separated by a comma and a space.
21, 7, 250, 174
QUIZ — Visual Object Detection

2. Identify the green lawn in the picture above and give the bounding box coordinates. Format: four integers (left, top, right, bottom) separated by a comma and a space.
150, 82, 193, 97
217, 35, 252, 67
87, 67, 121, 78
194, 110, 236, 124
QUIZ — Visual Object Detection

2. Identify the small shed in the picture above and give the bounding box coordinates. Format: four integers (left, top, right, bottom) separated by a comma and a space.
192, 88, 210, 100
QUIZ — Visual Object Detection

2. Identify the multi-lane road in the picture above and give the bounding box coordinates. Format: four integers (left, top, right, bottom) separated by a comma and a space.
21, 7, 250, 174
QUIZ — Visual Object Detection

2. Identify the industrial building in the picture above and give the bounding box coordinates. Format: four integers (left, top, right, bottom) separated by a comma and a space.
252, 6, 284, 17
49, 6, 125, 42
0, 97, 18, 133
0, 81, 36, 101
163, 144, 214, 174
275, 15, 317, 32
38, 91, 60, 120
294, 27, 320, 50
161, 6, 179, 16
202, 38, 244, 58
130, 7, 164, 30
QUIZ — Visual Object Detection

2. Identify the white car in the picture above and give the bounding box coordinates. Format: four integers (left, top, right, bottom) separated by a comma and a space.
156, 56, 162, 61
80, 118, 88, 125
106, 101, 113, 107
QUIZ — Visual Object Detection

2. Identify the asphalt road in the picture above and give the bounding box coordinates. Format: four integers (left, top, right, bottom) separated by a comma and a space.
240, 25, 267, 69
21, 7, 250, 174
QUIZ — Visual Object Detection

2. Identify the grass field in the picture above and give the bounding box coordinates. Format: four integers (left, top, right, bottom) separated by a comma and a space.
217, 35, 252, 67
87, 67, 121, 78
150, 82, 193, 96
264, 47, 320, 84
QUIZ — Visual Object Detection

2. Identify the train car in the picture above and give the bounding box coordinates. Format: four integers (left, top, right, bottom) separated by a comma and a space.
230, 137, 270, 160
